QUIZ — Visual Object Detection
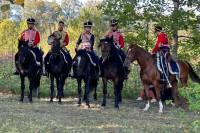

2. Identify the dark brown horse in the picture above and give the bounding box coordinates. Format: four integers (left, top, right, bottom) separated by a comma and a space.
99, 37, 125, 108
124, 44, 200, 113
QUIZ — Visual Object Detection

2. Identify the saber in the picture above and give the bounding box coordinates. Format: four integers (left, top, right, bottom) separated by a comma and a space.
160, 54, 172, 88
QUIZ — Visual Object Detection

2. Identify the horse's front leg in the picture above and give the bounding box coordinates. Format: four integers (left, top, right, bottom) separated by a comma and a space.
114, 80, 120, 108
56, 78, 62, 103
85, 76, 91, 108
77, 78, 82, 105
20, 74, 25, 102
29, 78, 34, 103
118, 81, 123, 103
143, 83, 150, 111
102, 77, 108, 107
50, 74, 54, 102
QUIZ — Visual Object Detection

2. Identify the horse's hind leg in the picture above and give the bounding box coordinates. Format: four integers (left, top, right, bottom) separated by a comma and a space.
94, 80, 98, 101
101, 77, 108, 107
172, 81, 178, 107
20, 75, 25, 102
181, 79, 188, 110
50, 75, 54, 102
37, 87, 40, 99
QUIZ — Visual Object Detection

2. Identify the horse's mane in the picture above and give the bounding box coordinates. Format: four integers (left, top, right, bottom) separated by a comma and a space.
18, 39, 28, 48
129, 43, 152, 58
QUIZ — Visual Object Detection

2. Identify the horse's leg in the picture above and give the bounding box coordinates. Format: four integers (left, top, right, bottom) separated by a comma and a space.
37, 87, 40, 99
20, 75, 25, 102
114, 82, 120, 108
143, 83, 150, 111
154, 83, 163, 113
57, 78, 62, 103
102, 77, 108, 107
94, 80, 97, 101
181, 79, 188, 110
118, 81, 123, 103
29, 79, 34, 103
50, 74, 54, 102
85, 77, 91, 108
77, 78, 82, 105
171, 80, 178, 107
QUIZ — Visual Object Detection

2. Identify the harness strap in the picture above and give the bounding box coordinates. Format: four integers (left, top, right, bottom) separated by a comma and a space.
30, 50, 41, 66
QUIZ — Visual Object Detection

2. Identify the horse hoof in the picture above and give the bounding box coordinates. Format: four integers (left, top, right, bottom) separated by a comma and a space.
19, 99, 23, 102
94, 98, 97, 101
143, 109, 148, 112
85, 105, 90, 108
115, 106, 119, 109
29, 101, 33, 103
49, 100, 53, 103
101, 104, 106, 107
76, 103, 81, 107
58, 102, 62, 105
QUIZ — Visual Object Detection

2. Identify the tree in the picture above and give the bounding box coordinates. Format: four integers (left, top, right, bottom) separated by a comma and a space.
99, 0, 200, 58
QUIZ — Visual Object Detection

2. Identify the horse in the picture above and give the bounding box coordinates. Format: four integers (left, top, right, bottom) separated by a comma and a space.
15, 40, 41, 102
73, 49, 98, 108
98, 37, 126, 108
45, 35, 71, 103
124, 44, 200, 113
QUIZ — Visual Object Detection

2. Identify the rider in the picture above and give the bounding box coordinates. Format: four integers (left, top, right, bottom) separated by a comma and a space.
105, 19, 126, 62
44, 21, 72, 76
13, 18, 43, 75
102, 19, 128, 79
74, 20, 99, 79
151, 26, 171, 83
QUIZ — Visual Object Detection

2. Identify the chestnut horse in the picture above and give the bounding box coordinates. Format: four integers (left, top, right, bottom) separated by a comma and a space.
124, 44, 200, 113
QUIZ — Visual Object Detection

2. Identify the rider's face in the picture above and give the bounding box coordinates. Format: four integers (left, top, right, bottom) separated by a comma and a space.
58, 23, 64, 31
111, 25, 118, 31
84, 27, 91, 32
28, 24, 34, 29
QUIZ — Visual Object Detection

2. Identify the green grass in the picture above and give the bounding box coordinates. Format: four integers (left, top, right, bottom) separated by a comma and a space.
0, 94, 199, 133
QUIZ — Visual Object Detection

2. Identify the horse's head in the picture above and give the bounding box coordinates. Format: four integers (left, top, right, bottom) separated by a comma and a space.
18, 39, 30, 64
48, 34, 61, 58
99, 36, 115, 59
124, 43, 137, 67
74, 49, 89, 77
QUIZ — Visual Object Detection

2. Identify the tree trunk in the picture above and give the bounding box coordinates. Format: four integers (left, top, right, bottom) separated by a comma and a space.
172, 0, 179, 59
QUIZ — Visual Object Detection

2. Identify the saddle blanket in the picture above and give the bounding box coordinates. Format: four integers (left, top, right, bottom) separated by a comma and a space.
156, 52, 180, 80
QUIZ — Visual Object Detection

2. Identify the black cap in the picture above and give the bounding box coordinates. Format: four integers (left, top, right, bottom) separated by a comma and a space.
27, 18, 36, 24
110, 19, 118, 27
84, 20, 92, 27
155, 26, 162, 32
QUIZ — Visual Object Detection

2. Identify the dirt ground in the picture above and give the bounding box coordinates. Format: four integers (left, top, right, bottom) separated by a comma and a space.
0, 92, 199, 133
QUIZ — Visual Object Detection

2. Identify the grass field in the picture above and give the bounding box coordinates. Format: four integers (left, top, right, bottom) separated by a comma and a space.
0, 91, 199, 133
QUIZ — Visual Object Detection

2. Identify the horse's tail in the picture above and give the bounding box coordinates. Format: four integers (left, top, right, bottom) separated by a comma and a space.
89, 79, 98, 92
185, 61, 200, 84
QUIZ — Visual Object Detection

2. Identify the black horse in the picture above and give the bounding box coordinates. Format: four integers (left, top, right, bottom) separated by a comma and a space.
45, 35, 71, 103
15, 40, 41, 102
73, 49, 98, 108
99, 37, 125, 108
